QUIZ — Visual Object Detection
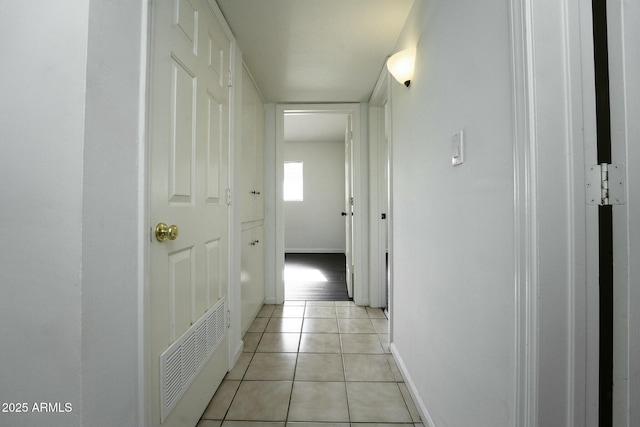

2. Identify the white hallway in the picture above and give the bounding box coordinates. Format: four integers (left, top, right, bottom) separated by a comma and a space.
0, 1, 639, 427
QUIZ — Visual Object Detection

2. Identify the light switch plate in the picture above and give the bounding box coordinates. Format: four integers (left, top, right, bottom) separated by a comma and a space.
452, 130, 464, 166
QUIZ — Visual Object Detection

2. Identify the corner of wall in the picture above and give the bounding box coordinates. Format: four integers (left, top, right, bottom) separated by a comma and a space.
263, 103, 277, 304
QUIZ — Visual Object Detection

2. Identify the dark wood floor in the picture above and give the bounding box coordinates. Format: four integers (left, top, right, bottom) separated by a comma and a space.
284, 253, 351, 301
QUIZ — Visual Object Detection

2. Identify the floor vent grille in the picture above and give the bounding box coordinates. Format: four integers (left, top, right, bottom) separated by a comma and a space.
160, 297, 226, 422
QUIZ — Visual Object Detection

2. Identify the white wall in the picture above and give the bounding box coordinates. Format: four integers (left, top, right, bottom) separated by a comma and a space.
0, 2, 146, 426
389, 0, 597, 426
389, 1, 516, 425
0, 3, 88, 426
284, 141, 346, 252
82, 1, 147, 425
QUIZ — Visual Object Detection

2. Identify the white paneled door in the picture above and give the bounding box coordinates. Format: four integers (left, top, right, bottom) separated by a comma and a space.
148, 0, 230, 426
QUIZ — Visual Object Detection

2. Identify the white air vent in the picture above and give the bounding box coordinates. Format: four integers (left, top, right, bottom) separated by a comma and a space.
160, 297, 226, 422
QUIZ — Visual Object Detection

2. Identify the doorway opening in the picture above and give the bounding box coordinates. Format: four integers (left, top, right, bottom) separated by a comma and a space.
274, 104, 364, 305
282, 112, 352, 301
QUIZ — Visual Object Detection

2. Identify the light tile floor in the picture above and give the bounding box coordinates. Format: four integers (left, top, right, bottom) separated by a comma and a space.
198, 300, 423, 427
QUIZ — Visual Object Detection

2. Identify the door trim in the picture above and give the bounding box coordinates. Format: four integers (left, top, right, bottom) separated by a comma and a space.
510, 0, 600, 424
368, 68, 391, 312
606, 0, 640, 424
269, 103, 366, 305
509, 2, 538, 423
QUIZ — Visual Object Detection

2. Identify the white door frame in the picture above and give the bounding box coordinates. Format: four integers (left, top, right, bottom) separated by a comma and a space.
368, 68, 392, 312
344, 115, 355, 298
268, 103, 367, 305
510, 0, 599, 424
606, 0, 640, 424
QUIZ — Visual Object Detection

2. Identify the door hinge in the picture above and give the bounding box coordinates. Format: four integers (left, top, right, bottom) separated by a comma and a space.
228, 70, 233, 87
586, 163, 626, 206
226, 188, 232, 205
227, 310, 231, 328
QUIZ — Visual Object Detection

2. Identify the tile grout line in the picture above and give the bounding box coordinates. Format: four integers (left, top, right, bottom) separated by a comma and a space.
340, 303, 353, 424
217, 320, 265, 425
282, 301, 305, 425
204, 301, 403, 427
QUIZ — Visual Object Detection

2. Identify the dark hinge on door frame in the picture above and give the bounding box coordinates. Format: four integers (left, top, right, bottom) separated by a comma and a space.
586, 163, 626, 206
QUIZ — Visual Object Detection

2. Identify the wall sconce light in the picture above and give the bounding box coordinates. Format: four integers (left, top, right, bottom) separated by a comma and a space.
386, 48, 416, 87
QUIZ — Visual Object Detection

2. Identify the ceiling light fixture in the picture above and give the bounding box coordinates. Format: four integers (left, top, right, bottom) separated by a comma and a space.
386, 48, 416, 87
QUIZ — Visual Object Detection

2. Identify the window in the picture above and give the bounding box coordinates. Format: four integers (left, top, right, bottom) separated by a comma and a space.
284, 161, 303, 201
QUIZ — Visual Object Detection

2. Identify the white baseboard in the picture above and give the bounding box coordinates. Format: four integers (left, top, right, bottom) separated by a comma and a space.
264, 297, 277, 304
390, 342, 437, 427
232, 340, 243, 368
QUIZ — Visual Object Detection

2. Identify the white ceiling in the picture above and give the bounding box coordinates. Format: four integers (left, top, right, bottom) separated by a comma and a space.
216, 0, 415, 103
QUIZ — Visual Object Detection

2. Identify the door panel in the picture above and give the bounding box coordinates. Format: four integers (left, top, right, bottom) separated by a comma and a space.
241, 225, 265, 334
241, 67, 256, 223
176, 0, 197, 43
168, 247, 195, 341
241, 65, 265, 223
149, 0, 230, 425
205, 238, 222, 306
206, 94, 223, 201
169, 59, 196, 201
254, 98, 265, 217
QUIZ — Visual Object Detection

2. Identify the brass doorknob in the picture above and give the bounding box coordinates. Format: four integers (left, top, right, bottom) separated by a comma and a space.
155, 222, 179, 242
